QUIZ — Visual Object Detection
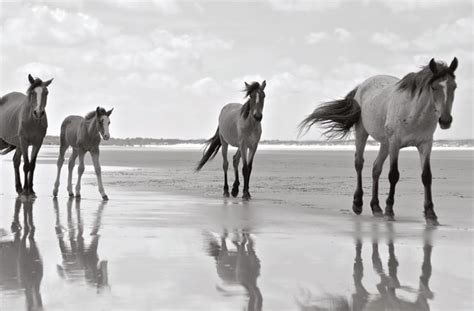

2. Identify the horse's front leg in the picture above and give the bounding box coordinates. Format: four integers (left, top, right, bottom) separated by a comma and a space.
28, 143, 42, 196
231, 150, 241, 198
19, 139, 31, 196
240, 144, 251, 200
385, 144, 400, 220
91, 148, 108, 200
75, 149, 86, 198
13, 149, 22, 194
417, 142, 438, 225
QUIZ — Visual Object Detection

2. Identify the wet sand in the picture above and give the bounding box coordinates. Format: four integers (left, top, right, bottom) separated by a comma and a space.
1, 146, 473, 310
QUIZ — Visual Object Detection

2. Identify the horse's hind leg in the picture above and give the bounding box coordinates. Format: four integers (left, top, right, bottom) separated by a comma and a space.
370, 143, 389, 217
13, 149, 22, 194
53, 143, 68, 197
352, 125, 368, 215
231, 150, 241, 197
67, 148, 78, 197
74, 150, 86, 198
221, 140, 230, 197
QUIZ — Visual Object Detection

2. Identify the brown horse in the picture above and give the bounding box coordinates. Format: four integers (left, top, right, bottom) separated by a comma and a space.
0, 74, 53, 196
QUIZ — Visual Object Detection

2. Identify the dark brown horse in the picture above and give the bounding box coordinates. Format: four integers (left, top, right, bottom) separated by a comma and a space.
0, 74, 53, 196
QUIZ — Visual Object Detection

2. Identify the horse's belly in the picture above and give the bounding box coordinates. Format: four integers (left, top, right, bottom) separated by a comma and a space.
219, 104, 241, 147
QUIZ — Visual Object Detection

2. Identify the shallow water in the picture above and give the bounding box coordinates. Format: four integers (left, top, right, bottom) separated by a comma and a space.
1, 147, 473, 310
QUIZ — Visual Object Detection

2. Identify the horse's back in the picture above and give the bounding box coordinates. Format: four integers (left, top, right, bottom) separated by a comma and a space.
0, 92, 26, 145
218, 103, 242, 147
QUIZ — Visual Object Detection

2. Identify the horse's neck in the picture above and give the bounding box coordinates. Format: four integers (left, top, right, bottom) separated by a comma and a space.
407, 90, 437, 122
85, 116, 100, 138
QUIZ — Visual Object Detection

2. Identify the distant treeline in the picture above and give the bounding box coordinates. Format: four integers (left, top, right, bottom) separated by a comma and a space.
42, 136, 474, 147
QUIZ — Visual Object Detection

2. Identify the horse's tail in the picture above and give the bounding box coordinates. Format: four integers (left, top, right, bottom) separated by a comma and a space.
196, 127, 221, 171
298, 87, 361, 140
0, 140, 16, 155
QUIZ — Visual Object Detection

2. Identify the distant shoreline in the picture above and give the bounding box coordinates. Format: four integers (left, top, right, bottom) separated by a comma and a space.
42, 136, 474, 149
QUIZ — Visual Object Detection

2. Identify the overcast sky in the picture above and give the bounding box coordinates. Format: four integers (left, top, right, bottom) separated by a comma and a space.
1, 0, 472, 140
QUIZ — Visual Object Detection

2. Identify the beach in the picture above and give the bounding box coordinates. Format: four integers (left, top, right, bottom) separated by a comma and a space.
1, 145, 473, 310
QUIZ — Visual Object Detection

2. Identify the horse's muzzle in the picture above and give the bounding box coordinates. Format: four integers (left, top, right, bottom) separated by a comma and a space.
439, 116, 453, 129
33, 110, 44, 119
254, 114, 263, 122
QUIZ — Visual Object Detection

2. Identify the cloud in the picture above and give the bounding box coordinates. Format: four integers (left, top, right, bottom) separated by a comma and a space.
2, 5, 116, 47
104, 0, 180, 14
16, 62, 64, 80
371, 0, 467, 12
187, 77, 221, 96
266, 0, 341, 11
305, 32, 328, 45
305, 28, 352, 45
119, 72, 179, 90
413, 17, 472, 51
371, 32, 410, 51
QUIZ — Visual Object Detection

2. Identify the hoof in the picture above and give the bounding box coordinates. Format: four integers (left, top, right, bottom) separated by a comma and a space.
425, 217, 439, 226
385, 214, 395, 222
223, 192, 230, 198
242, 192, 251, 201
11, 222, 21, 233
102, 195, 109, 201
75, 194, 81, 199
352, 203, 363, 215
68, 192, 74, 197
373, 210, 384, 218
53, 189, 58, 197
231, 188, 239, 198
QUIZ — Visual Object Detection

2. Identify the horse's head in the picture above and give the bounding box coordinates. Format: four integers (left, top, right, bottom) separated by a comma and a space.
27, 74, 53, 120
95, 107, 113, 140
244, 80, 266, 122
428, 57, 458, 129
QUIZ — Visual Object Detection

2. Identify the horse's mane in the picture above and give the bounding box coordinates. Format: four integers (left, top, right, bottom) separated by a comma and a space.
241, 82, 261, 118
85, 107, 107, 120
397, 61, 450, 97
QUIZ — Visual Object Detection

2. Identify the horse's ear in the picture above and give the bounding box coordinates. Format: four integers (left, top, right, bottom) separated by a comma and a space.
261, 80, 266, 90
106, 108, 114, 116
449, 57, 458, 73
429, 58, 438, 74
244, 82, 250, 88
96, 106, 101, 115
28, 74, 35, 84
44, 78, 53, 87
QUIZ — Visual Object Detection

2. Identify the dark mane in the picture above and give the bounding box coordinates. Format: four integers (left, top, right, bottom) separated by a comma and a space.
397, 61, 451, 97
85, 111, 97, 120
240, 82, 261, 118
26, 78, 43, 95
85, 107, 107, 120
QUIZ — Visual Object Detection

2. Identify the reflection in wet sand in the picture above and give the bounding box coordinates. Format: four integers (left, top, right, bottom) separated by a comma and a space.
205, 230, 263, 311
53, 198, 109, 292
298, 222, 434, 311
0, 197, 43, 310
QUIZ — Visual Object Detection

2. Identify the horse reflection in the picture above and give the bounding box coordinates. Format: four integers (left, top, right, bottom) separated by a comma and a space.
351, 224, 434, 311
298, 223, 434, 311
206, 230, 262, 311
0, 198, 43, 310
53, 198, 108, 291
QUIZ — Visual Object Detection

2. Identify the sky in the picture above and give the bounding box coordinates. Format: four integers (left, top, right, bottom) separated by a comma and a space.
1, 0, 473, 140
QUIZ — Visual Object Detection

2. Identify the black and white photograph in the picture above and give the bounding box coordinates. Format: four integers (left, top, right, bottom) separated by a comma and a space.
0, 0, 473, 310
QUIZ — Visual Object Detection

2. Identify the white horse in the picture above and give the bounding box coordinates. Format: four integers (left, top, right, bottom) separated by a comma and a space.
53, 107, 113, 200
196, 81, 266, 200
300, 58, 458, 225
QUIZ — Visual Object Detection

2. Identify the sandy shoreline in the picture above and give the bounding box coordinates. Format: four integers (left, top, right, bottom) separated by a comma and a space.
1, 147, 473, 310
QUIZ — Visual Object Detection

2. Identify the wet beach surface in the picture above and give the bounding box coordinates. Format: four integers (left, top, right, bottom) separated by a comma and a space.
1, 146, 473, 310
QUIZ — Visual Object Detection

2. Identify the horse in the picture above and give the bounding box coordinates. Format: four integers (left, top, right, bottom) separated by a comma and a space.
299, 58, 458, 225
196, 81, 266, 200
0, 74, 53, 196
53, 107, 113, 200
